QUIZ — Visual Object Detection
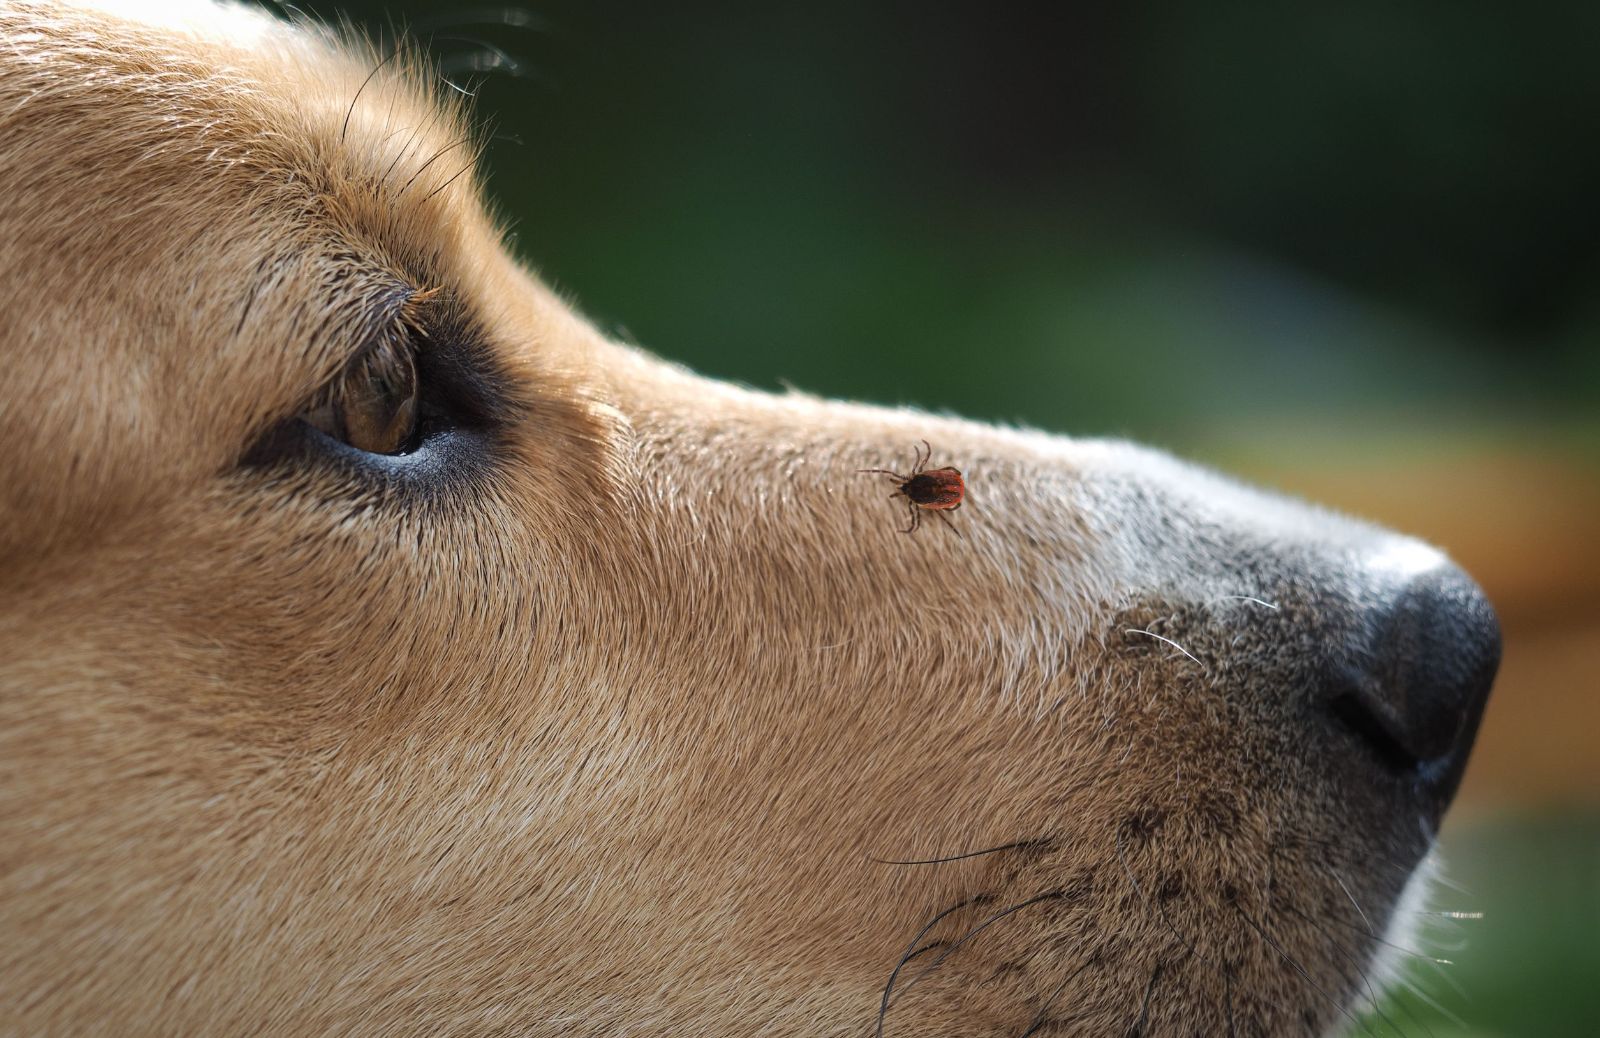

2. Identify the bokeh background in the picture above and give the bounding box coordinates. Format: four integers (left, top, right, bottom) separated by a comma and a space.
321, 1, 1598, 1032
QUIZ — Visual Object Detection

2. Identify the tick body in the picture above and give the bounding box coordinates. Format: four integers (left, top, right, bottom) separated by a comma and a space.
860, 440, 965, 534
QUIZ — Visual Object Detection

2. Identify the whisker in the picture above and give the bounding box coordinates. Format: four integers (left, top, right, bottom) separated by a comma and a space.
1224, 967, 1237, 1038
1334, 871, 1376, 936
1214, 595, 1280, 610
1414, 867, 1472, 899
1128, 960, 1166, 1036
1275, 899, 1418, 1038
1392, 973, 1470, 1031
420, 153, 481, 204
1388, 992, 1437, 1038
398, 134, 474, 196
1234, 901, 1375, 1037
439, 75, 481, 99
1115, 825, 1200, 960
1409, 954, 1471, 1003
381, 104, 443, 184
876, 895, 988, 1038
342, 48, 400, 144
1018, 953, 1099, 1037
892, 890, 1064, 1005
1304, 907, 1455, 965
869, 839, 1042, 867
1124, 628, 1202, 667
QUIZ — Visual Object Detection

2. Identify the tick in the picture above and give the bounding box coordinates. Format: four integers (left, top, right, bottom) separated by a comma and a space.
860, 439, 965, 534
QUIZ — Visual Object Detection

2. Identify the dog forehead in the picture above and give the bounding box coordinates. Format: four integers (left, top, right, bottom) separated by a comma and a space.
1, 0, 478, 237
0, 1, 501, 538
21, 0, 284, 40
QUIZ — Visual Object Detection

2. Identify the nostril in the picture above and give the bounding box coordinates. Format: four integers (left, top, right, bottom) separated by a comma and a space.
1329, 691, 1422, 775
1328, 559, 1501, 807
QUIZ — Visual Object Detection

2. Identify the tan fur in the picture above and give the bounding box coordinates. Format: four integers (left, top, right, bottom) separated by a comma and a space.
1, 3, 1481, 1035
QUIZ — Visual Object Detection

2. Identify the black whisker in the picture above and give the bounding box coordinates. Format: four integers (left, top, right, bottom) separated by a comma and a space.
1128, 960, 1165, 1036
420, 153, 482, 205
399, 134, 475, 196
869, 838, 1042, 867
892, 890, 1064, 1005
876, 894, 989, 1038
1224, 967, 1237, 1038
1233, 901, 1374, 1037
1276, 899, 1418, 1038
1018, 953, 1098, 1037
342, 48, 400, 144
1299, 903, 1455, 965
381, 81, 452, 185
1115, 824, 1200, 960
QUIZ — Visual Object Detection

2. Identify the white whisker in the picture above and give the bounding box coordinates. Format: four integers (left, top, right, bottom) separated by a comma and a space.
1334, 871, 1375, 936
1125, 628, 1202, 666
1216, 595, 1280, 610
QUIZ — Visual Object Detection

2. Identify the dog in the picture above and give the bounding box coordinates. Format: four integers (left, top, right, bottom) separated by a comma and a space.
0, 2, 1501, 1034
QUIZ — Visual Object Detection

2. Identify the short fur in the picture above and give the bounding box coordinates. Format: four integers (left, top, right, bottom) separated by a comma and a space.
0, 2, 1477, 1034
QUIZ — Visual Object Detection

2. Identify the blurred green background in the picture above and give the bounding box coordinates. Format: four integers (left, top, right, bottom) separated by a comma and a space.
318, 1, 1597, 1032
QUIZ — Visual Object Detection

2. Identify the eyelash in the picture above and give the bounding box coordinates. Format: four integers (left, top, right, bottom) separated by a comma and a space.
300, 334, 423, 454
241, 298, 511, 490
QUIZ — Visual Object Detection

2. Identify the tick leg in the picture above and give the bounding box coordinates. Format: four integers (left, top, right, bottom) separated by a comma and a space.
934, 509, 963, 538
915, 439, 932, 472
902, 504, 921, 534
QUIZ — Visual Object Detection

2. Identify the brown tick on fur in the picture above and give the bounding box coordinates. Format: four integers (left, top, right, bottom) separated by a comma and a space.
860, 440, 965, 534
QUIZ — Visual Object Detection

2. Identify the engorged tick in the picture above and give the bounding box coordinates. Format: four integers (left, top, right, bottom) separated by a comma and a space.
859, 440, 965, 535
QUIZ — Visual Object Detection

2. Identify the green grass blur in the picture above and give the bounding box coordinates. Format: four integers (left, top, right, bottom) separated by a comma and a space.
1366, 815, 1600, 1036
313, 2, 1598, 1032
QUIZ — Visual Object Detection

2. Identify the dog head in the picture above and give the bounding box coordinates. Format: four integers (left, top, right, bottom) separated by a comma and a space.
0, 2, 1499, 1034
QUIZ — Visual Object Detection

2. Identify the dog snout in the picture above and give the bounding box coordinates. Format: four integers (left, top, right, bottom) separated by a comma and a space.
1327, 556, 1501, 813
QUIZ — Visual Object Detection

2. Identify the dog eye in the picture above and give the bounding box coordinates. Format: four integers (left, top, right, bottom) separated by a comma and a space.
302, 343, 420, 455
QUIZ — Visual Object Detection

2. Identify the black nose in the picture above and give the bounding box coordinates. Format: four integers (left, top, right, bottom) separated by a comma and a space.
1328, 561, 1501, 813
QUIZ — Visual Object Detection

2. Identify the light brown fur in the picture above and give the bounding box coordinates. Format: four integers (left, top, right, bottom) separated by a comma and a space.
1, 3, 1486, 1035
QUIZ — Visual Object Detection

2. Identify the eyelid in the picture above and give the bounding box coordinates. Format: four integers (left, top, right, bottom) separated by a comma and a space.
309, 329, 415, 411
239, 280, 514, 485
307, 282, 437, 404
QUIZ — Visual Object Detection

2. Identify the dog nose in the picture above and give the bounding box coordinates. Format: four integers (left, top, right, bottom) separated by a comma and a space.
1328, 558, 1500, 812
